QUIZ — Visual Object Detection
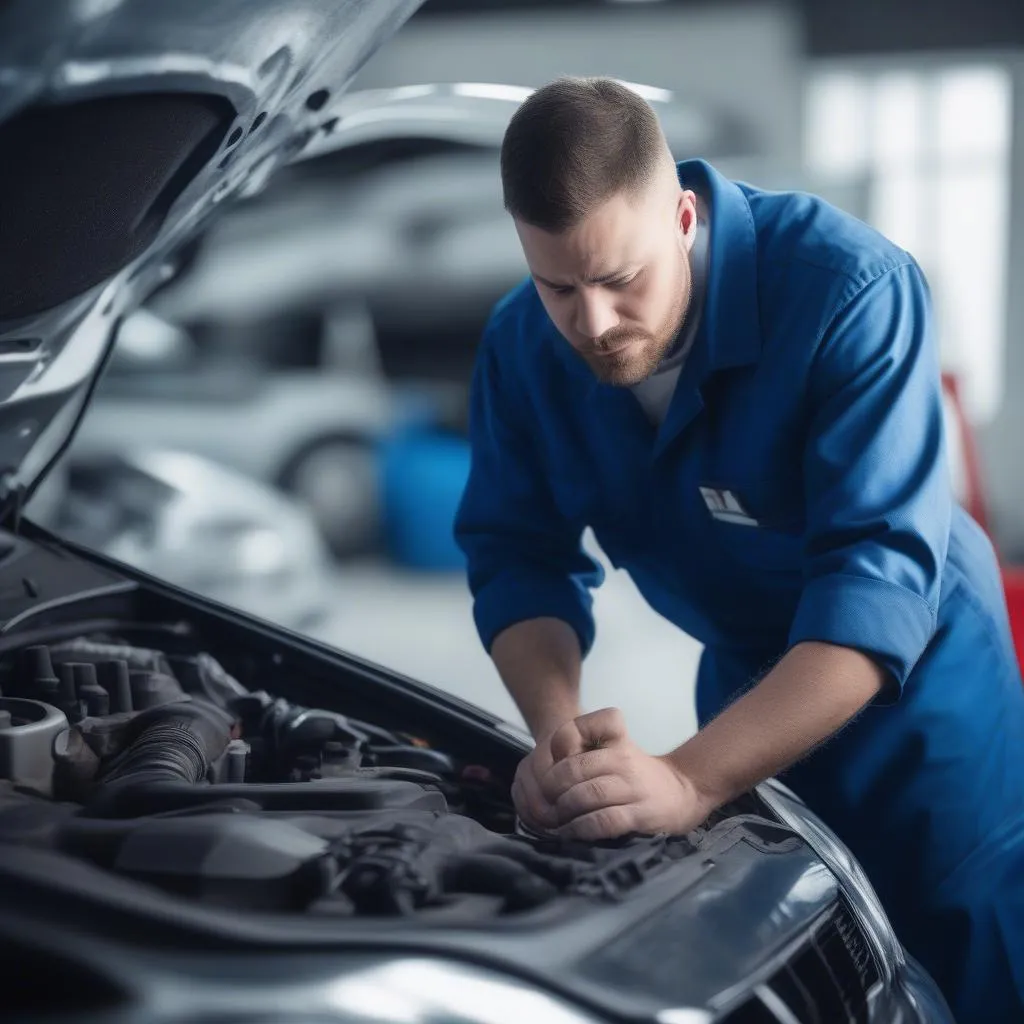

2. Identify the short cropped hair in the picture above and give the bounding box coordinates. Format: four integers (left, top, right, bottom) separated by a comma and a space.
500, 76, 669, 232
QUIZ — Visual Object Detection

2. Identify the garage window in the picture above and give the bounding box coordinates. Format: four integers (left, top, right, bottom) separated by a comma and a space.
804, 62, 1013, 425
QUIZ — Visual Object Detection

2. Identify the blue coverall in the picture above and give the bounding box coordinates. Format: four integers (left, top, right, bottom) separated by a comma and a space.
455, 159, 1024, 1021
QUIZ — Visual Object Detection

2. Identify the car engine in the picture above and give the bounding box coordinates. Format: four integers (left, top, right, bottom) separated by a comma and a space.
0, 633, 697, 919
0, 593, 894, 1024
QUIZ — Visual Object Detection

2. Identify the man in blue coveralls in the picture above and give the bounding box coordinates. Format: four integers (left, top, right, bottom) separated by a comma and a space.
454, 77, 1024, 1021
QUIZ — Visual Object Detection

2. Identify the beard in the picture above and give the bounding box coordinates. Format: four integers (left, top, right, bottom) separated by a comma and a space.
582, 284, 689, 387
577, 249, 692, 387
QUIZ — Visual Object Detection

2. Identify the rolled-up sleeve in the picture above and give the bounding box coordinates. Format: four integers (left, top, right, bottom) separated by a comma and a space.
788, 262, 950, 694
454, 314, 604, 656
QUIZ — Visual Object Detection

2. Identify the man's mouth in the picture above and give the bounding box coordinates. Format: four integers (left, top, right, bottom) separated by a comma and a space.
594, 336, 641, 357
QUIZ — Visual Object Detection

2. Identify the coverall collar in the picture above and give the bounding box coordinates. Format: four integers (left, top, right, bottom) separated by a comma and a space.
679, 158, 762, 375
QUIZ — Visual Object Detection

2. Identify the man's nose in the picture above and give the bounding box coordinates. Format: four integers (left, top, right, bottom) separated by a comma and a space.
575, 290, 618, 340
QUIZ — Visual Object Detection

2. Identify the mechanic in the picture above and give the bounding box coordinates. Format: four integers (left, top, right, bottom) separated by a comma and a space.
454, 77, 1024, 1022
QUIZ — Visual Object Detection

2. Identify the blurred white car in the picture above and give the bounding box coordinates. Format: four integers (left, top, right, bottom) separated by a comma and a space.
29, 449, 330, 631
71, 309, 454, 556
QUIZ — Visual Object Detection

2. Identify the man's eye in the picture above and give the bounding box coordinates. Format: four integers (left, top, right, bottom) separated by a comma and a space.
608, 276, 636, 289
551, 286, 573, 296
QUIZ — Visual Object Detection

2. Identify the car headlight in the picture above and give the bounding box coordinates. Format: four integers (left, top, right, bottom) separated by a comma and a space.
756, 779, 903, 983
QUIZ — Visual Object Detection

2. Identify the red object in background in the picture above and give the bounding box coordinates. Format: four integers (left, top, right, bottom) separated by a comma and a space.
942, 373, 1024, 669
1004, 568, 1024, 668
942, 374, 990, 533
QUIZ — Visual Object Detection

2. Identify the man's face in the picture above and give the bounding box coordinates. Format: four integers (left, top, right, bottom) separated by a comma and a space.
515, 172, 698, 386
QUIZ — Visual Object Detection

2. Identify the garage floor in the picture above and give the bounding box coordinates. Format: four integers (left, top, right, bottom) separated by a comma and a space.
313, 553, 702, 753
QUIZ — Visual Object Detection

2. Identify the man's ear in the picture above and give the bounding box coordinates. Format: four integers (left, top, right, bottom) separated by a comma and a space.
678, 190, 698, 253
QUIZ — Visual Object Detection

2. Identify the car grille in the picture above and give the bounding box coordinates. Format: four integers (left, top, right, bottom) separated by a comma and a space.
721, 900, 881, 1024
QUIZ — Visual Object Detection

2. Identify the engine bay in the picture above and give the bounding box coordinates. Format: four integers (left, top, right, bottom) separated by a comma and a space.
0, 629, 698, 920
0, 547, 872, 1024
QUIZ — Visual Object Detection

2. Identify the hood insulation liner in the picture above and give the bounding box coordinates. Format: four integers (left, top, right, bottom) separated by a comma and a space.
0, 92, 234, 320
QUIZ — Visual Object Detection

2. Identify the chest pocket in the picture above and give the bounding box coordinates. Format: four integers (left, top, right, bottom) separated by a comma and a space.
709, 515, 805, 574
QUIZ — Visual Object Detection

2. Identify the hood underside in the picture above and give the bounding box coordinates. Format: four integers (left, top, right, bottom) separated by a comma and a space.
0, 0, 423, 516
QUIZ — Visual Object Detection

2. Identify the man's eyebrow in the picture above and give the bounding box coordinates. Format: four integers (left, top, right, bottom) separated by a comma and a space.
533, 267, 637, 289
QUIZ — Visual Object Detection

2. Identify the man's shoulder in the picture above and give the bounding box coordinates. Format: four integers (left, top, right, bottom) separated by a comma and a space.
482, 276, 558, 371
741, 181, 916, 299
488, 276, 549, 337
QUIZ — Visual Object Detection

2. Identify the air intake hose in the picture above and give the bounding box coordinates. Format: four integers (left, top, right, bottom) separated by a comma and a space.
84, 699, 235, 817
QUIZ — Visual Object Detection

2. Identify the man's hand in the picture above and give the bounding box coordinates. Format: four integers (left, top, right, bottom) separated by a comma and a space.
534, 708, 711, 841
511, 729, 561, 832
508, 642, 884, 842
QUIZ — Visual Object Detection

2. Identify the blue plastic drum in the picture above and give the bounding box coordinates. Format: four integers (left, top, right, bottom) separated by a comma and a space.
379, 428, 471, 571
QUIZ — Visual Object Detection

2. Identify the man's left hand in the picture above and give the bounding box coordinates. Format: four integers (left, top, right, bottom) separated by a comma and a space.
538, 707, 711, 840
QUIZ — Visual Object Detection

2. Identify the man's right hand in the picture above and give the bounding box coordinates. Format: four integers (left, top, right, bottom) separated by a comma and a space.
511, 730, 562, 832
489, 617, 585, 831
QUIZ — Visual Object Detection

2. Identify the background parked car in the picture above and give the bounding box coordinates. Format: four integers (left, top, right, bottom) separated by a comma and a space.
28, 447, 330, 631
72, 309, 458, 555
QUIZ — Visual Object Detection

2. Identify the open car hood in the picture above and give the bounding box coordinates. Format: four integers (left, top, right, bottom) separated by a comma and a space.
0, 0, 423, 522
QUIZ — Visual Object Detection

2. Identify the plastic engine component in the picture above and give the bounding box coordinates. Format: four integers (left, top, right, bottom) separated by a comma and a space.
96, 660, 134, 714
111, 816, 333, 911
0, 697, 69, 792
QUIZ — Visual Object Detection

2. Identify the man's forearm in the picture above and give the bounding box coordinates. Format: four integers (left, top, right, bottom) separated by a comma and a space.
668, 641, 886, 811
490, 617, 583, 739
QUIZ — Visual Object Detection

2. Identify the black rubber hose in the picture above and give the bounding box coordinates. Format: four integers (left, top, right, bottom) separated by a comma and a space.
84, 699, 235, 817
